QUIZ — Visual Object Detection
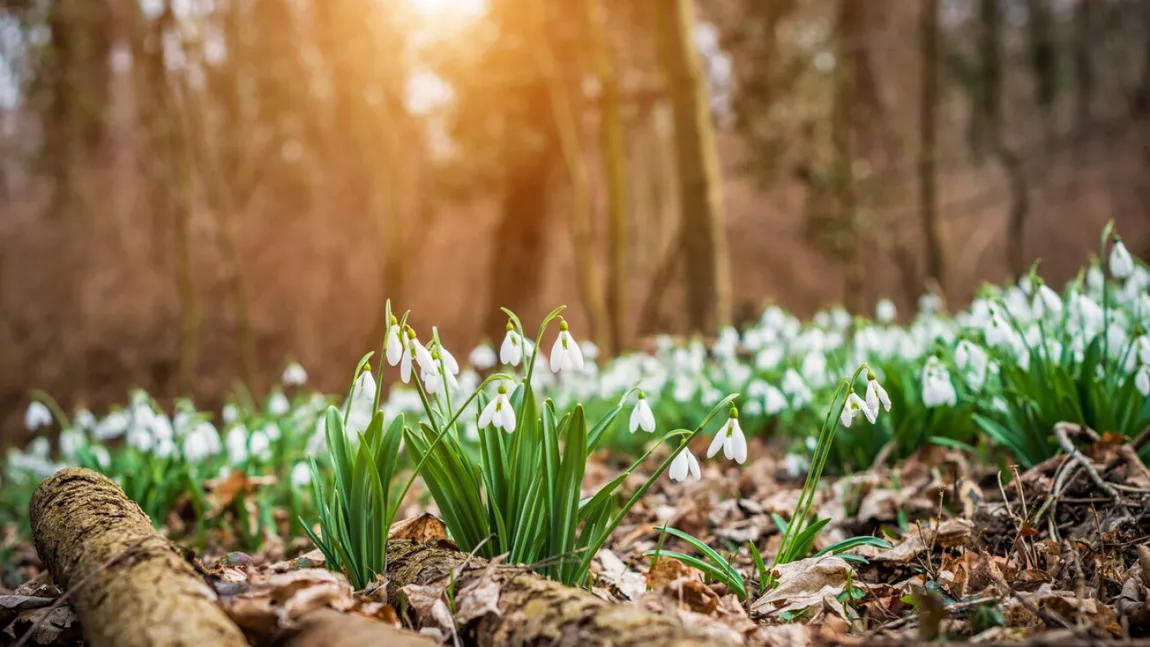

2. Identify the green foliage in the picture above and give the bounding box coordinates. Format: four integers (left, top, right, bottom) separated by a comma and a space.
645, 526, 747, 601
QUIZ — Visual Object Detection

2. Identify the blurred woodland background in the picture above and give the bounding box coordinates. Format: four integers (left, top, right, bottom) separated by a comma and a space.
1, 0, 1149, 443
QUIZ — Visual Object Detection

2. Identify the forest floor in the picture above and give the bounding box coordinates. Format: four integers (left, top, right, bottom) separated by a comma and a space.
2, 431, 1150, 647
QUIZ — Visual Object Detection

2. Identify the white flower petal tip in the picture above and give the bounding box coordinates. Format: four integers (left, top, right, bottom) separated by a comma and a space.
669, 447, 702, 482
549, 320, 585, 373
1110, 239, 1134, 279
629, 394, 656, 433
478, 382, 517, 433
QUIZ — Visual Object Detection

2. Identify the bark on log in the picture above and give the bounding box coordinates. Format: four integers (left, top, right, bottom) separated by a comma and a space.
29, 468, 248, 647
385, 540, 740, 647
274, 609, 438, 647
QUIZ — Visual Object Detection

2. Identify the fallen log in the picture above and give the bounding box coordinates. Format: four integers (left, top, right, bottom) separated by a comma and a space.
29, 468, 249, 647
385, 539, 742, 647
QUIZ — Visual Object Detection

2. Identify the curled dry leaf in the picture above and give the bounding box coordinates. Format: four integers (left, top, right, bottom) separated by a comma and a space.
751, 555, 856, 622
856, 518, 973, 563
401, 582, 455, 639
389, 513, 448, 543
453, 574, 502, 625
1, 604, 81, 646
1004, 584, 1121, 635
644, 556, 702, 590
596, 549, 647, 601
222, 568, 358, 643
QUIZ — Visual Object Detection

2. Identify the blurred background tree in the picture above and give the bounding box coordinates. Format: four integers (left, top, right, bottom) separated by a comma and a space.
1, 0, 1148, 443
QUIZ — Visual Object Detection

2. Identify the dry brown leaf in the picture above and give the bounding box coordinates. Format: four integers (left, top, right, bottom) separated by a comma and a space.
644, 557, 702, 590
856, 519, 973, 563
1, 605, 81, 646
389, 513, 448, 543
221, 568, 353, 642
401, 582, 456, 638
750, 555, 855, 622
453, 574, 502, 624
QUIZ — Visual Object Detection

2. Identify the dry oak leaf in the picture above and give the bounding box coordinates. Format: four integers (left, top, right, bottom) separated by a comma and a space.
223, 568, 353, 641
750, 555, 856, 622
389, 513, 448, 543
644, 557, 703, 590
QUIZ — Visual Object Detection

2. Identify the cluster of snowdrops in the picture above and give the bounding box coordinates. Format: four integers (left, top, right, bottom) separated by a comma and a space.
2, 226, 1147, 589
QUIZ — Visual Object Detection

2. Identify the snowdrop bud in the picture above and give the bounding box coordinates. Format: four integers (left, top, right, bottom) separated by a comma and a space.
385, 315, 404, 367
183, 422, 222, 463
222, 403, 239, 425
1110, 238, 1134, 280
24, 401, 52, 431
73, 408, 96, 430
249, 430, 271, 460
1135, 365, 1150, 396
629, 392, 656, 433
226, 425, 249, 463
668, 446, 701, 482
282, 361, 308, 386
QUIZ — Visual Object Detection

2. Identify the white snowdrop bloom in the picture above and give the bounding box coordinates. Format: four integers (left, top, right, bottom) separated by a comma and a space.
672, 377, 696, 403
801, 351, 828, 387
1034, 283, 1063, 318
1086, 266, 1105, 294
222, 403, 239, 426
805, 436, 818, 451
74, 408, 96, 430
400, 328, 435, 383
706, 407, 746, 464
261, 421, 281, 442
865, 370, 891, 415
668, 446, 701, 482
922, 357, 958, 408
754, 347, 783, 370
249, 429, 272, 461
581, 340, 600, 363
24, 401, 52, 431
1136, 365, 1150, 397
90, 445, 111, 470
226, 425, 249, 463
764, 384, 788, 415
1134, 335, 1150, 366
282, 361, 308, 386
830, 307, 852, 330
629, 392, 656, 433
268, 391, 290, 416
713, 327, 740, 360
744, 400, 763, 416
840, 393, 870, 428
549, 319, 585, 373
435, 343, 461, 376
93, 410, 130, 440
478, 381, 516, 433
1110, 238, 1135, 279
984, 310, 1012, 348
876, 299, 896, 324
182, 422, 222, 463
291, 462, 312, 488
469, 344, 498, 370
499, 323, 523, 367
813, 311, 831, 328
59, 428, 84, 461
126, 420, 154, 453
385, 317, 404, 366
782, 453, 808, 479
919, 293, 943, 315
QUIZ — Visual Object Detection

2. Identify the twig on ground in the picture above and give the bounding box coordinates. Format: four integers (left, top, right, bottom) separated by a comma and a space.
1052, 423, 1134, 527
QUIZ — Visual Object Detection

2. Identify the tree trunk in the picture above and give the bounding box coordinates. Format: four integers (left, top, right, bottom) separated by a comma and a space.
29, 469, 248, 647
534, 0, 613, 354
1073, 0, 1096, 136
1026, 0, 1059, 147
385, 540, 739, 647
277, 608, 437, 647
919, 0, 946, 296
587, 0, 631, 355
833, 0, 863, 314
654, 0, 731, 335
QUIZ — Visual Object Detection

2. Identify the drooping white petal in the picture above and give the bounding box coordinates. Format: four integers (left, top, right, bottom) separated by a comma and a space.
669, 450, 689, 482
730, 421, 747, 464
549, 333, 566, 373
498, 397, 517, 433
1136, 366, 1150, 397
706, 430, 725, 458
385, 325, 404, 366
687, 450, 701, 480
500, 329, 522, 366
637, 400, 656, 432
839, 401, 856, 428
400, 344, 414, 383
24, 401, 52, 430
478, 397, 498, 428
1110, 240, 1134, 279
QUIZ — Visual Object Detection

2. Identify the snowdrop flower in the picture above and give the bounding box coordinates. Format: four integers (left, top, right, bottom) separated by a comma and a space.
500, 322, 523, 367
469, 344, 497, 370
399, 327, 436, 384
74, 408, 96, 430
1135, 335, 1150, 366
267, 391, 290, 416
922, 357, 958, 408
435, 343, 461, 376
347, 369, 377, 433
59, 428, 84, 461
249, 429, 271, 461
839, 393, 867, 428
222, 403, 239, 426
764, 384, 788, 415
984, 309, 1012, 348
668, 446, 701, 482
423, 352, 458, 396
25, 401, 52, 430
1136, 365, 1150, 397
282, 361, 308, 386
385, 315, 404, 366
706, 407, 747, 464
1110, 237, 1134, 279
549, 319, 585, 373
865, 370, 891, 416
182, 422, 222, 463
291, 462, 312, 488
478, 380, 516, 433
876, 299, 896, 324
629, 392, 655, 433
94, 410, 129, 440
1033, 282, 1063, 318
919, 293, 943, 315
